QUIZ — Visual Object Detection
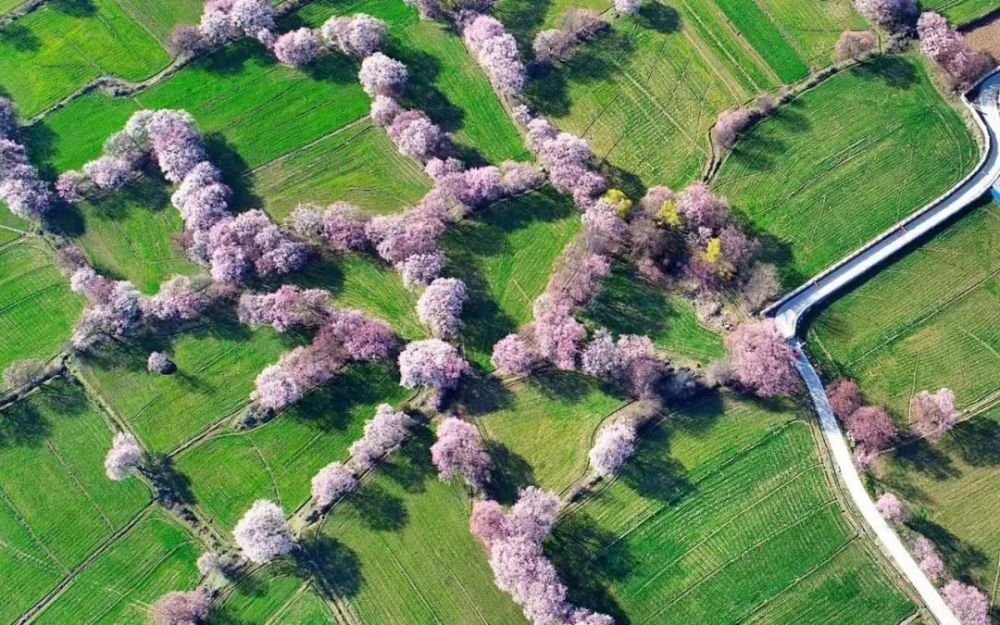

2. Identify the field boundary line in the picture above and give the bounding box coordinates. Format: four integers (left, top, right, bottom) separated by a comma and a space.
82, 540, 190, 625
16, 501, 156, 625
43, 439, 115, 530
248, 117, 369, 174
0, 482, 68, 573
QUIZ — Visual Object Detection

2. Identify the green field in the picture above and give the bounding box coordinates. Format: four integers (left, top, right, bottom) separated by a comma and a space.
716, 55, 979, 287
115, 0, 206, 45
0, 236, 83, 371
176, 363, 411, 532
0, 0, 170, 117
458, 370, 627, 495
877, 405, 1000, 613
582, 263, 725, 367
209, 564, 330, 625
499, 0, 862, 190
920, 0, 997, 24
312, 432, 531, 625
443, 188, 581, 369
550, 394, 916, 625
807, 200, 1000, 418
0, 380, 151, 624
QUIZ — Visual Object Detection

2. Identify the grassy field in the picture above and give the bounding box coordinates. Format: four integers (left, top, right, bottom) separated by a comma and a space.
497, 0, 861, 191
548, 394, 916, 625
581, 263, 725, 367
457, 370, 627, 496
0, 380, 151, 624
0, 236, 83, 371
443, 188, 581, 369
114, 0, 206, 46
176, 363, 411, 532
807, 200, 1000, 418
921, 0, 997, 24
715, 55, 979, 287
32, 508, 203, 625
251, 120, 431, 220
311, 431, 531, 625
876, 404, 1000, 613
54, 177, 200, 294
0, 0, 169, 117
209, 564, 329, 625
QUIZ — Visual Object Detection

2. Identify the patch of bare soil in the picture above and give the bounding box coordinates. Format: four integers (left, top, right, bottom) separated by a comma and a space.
964, 12, 1000, 59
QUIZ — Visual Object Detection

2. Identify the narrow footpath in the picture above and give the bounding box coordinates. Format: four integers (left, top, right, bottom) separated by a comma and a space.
768, 69, 1000, 625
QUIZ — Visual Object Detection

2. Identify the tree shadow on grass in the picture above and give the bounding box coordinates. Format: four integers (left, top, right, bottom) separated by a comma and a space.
525, 30, 629, 118
22, 121, 58, 178
204, 132, 261, 211
484, 441, 535, 505
908, 516, 990, 577
0, 23, 41, 53
454, 374, 515, 416
620, 424, 694, 504
529, 368, 617, 403
49, 0, 96, 17
495, 0, 554, 48
636, 1, 681, 34
548, 511, 634, 624
0, 397, 51, 449
345, 481, 408, 532
288, 363, 398, 433
303, 52, 358, 85
146, 452, 196, 505
850, 55, 918, 91
890, 437, 961, 481
304, 535, 363, 599
947, 416, 1000, 467
383, 425, 436, 494
200, 40, 269, 77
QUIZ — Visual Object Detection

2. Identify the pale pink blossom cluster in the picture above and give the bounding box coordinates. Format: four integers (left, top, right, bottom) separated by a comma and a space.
417, 277, 468, 338
911, 387, 957, 440
319, 13, 388, 58
69, 267, 144, 349
289, 202, 369, 254
195, 0, 276, 49
912, 536, 945, 582
588, 418, 637, 477
824, 377, 897, 462
398, 338, 470, 392
0, 98, 54, 221
581, 329, 662, 397
349, 404, 415, 470
471, 488, 615, 625
238, 284, 331, 332
941, 581, 991, 625
150, 590, 211, 625
431, 417, 491, 490
918, 12, 994, 90
463, 15, 526, 96
310, 462, 358, 507
874, 492, 910, 525
233, 499, 295, 564
532, 10, 608, 66
724, 318, 798, 398
525, 115, 606, 208
104, 432, 142, 481
253, 309, 396, 411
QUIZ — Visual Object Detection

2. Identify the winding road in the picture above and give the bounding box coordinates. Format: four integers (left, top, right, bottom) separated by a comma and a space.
765, 69, 1000, 625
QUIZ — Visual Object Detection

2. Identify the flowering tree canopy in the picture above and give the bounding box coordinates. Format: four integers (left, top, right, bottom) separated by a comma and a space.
846, 405, 895, 452
941, 581, 991, 625
431, 417, 491, 490
589, 419, 637, 477
911, 387, 957, 441
725, 319, 798, 398
417, 277, 467, 338
273, 28, 322, 67
398, 338, 470, 391
349, 404, 415, 470
359, 52, 409, 97
854, 0, 916, 30
826, 378, 862, 421
874, 492, 910, 525
491, 334, 537, 376
105, 432, 142, 481
918, 12, 994, 90
233, 500, 295, 564
912, 535, 945, 582
150, 590, 211, 625
311, 462, 358, 507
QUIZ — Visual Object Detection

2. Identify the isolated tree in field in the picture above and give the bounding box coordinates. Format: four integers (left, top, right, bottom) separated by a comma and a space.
105, 432, 142, 481
398, 338, 470, 391
913, 536, 945, 582
874, 492, 910, 524
417, 278, 467, 338
725, 319, 798, 398
941, 581, 991, 625
826, 378, 862, 420
359, 52, 409, 96
150, 590, 211, 625
614, 0, 642, 16
233, 500, 295, 564
918, 12, 994, 90
310, 462, 358, 507
589, 419, 637, 477
911, 387, 957, 440
854, 0, 916, 31
147, 352, 177, 375
846, 405, 895, 452
431, 417, 491, 490
273, 28, 322, 67
491, 334, 537, 376
835, 30, 878, 61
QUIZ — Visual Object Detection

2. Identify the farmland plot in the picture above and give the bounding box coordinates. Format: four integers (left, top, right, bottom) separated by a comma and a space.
176, 363, 411, 532
920, 0, 997, 24
715, 55, 978, 287
0, 380, 151, 623
0, 237, 82, 372
546, 395, 915, 625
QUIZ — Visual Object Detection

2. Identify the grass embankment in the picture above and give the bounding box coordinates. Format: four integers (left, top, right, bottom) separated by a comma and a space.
716, 55, 979, 287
